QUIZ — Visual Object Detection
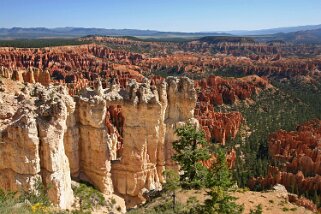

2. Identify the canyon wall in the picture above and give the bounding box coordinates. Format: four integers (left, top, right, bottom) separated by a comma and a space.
0, 76, 197, 209
0, 82, 74, 209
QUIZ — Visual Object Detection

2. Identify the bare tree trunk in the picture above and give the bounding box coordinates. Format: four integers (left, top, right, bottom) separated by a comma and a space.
172, 191, 176, 212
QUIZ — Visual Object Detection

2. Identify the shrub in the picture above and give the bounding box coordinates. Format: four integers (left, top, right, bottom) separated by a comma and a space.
73, 183, 106, 212
250, 204, 263, 214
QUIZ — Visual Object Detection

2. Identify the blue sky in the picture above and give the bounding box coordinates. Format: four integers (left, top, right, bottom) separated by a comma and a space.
0, 0, 320, 32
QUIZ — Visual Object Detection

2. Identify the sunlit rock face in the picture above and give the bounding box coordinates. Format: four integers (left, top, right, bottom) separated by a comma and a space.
109, 77, 198, 207
0, 83, 74, 209
0, 76, 197, 208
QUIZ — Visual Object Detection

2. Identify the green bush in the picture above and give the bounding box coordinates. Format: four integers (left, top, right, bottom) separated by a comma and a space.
0, 190, 32, 214
72, 183, 106, 212
0, 179, 51, 214
206, 147, 233, 189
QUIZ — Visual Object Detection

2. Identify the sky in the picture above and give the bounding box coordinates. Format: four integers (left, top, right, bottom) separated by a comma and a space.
0, 0, 320, 32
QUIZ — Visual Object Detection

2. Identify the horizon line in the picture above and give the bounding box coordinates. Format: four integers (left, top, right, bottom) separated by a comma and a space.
1, 23, 321, 33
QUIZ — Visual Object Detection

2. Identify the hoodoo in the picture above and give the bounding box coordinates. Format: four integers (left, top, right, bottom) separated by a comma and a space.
0, 76, 197, 208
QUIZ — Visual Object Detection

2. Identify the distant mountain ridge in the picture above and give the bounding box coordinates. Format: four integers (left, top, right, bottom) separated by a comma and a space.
0, 27, 229, 39
1, 25, 321, 44
273, 28, 321, 44
226, 24, 321, 35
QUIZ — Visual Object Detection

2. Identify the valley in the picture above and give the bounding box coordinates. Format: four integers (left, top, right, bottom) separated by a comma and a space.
0, 33, 321, 213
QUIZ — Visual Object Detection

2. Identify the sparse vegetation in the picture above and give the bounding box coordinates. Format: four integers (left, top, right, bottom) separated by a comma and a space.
250, 204, 263, 214
0, 179, 51, 214
290, 207, 297, 211
72, 182, 106, 212
191, 186, 244, 214
0, 190, 32, 214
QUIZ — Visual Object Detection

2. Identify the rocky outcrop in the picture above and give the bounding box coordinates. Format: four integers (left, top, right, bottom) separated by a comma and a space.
249, 120, 321, 206
268, 120, 321, 176
0, 45, 145, 92
76, 91, 115, 195
111, 79, 167, 206
77, 77, 196, 207
0, 112, 41, 194
149, 75, 272, 145
0, 83, 74, 209
0, 66, 13, 79
193, 75, 272, 144
36, 86, 75, 208
2, 43, 321, 94
0, 76, 197, 209
110, 77, 197, 207
195, 75, 272, 105
288, 193, 318, 212
143, 51, 320, 79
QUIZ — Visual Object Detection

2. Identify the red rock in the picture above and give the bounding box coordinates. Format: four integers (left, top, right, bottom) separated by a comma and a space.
249, 120, 321, 208
288, 194, 317, 212
105, 105, 124, 158
0, 45, 145, 90
194, 75, 271, 145
201, 149, 236, 169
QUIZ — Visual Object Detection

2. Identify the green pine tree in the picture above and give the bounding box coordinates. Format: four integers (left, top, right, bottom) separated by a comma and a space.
172, 124, 211, 189
191, 186, 244, 214
206, 147, 233, 189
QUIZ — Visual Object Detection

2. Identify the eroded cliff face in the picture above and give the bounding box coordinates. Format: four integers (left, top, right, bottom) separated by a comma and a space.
0, 81, 74, 209
110, 77, 197, 207
0, 76, 197, 209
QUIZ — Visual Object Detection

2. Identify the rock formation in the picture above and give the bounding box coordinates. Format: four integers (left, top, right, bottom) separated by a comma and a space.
249, 120, 321, 204
2, 43, 321, 93
109, 77, 197, 207
288, 193, 318, 212
194, 75, 272, 144
0, 81, 74, 209
0, 76, 197, 209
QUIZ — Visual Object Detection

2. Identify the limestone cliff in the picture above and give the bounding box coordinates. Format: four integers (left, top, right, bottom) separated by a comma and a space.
0, 81, 74, 209
0, 76, 197, 209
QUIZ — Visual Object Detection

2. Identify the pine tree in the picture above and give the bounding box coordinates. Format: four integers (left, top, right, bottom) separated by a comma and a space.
202, 147, 243, 213
172, 124, 211, 189
206, 148, 232, 189
191, 186, 244, 214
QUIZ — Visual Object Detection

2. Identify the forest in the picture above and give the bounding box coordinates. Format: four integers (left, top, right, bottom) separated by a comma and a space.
0, 39, 90, 48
